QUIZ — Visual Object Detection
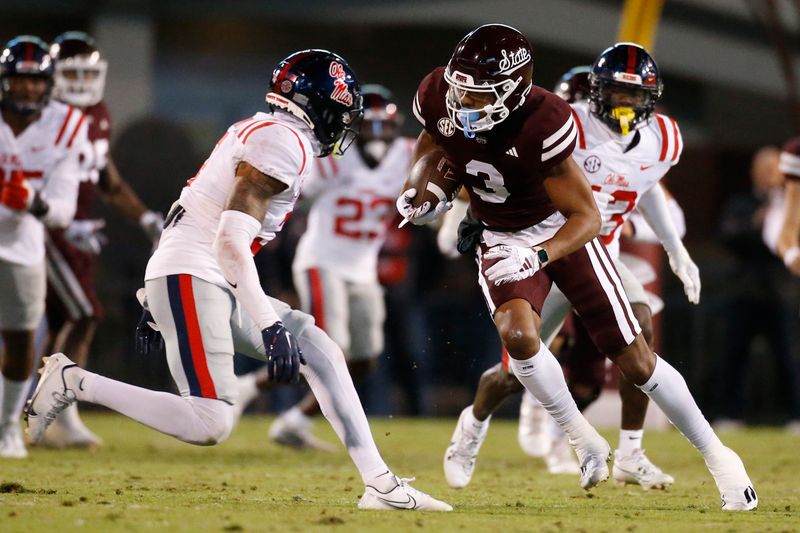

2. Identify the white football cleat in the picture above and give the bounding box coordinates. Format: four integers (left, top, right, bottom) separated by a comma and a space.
545, 433, 581, 475
25, 353, 79, 444
268, 408, 336, 452
39, 416, 103, 450
612, 448, 674, 490
705, 446, 758, 511
443, 406, 489, 488
518, 391, 550, 457
570, 431, 610, 490
359, 472, 452, 512
0, 421, 28, 459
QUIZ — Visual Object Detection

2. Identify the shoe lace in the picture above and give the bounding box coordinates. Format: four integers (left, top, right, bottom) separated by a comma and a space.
626, 449, 661, 476
44, 388, 76, 424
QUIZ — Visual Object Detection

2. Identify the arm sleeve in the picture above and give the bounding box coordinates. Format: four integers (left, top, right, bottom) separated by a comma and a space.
40, 123, 88, 228
212, 210, 280, 330
241, 125, 307, 188
630, 195, 686, 243
635, 183, 685, 255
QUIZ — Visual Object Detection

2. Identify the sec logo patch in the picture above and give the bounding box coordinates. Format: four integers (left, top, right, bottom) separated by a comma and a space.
584, 155, 601, 173
437, 118, 455, 137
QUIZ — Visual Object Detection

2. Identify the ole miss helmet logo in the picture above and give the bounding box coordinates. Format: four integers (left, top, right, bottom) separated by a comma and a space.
329, 61, 354, 106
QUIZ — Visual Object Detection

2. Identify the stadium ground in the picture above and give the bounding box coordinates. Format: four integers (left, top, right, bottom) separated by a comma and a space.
0, 414, 797, 532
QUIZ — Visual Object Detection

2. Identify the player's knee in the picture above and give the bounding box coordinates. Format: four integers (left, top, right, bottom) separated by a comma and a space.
185, 397, 235, 446
499, 325, 540, 358
614, 336, 656, 386
299, 325, 347, 370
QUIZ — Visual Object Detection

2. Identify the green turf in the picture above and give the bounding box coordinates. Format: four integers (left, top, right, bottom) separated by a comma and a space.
0, 413, 797, 532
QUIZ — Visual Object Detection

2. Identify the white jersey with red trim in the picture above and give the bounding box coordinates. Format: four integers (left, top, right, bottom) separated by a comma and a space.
0, 100, 87, 266
570, 101, 683, 258
293, 137, 414, 283
146, 111, 314, 288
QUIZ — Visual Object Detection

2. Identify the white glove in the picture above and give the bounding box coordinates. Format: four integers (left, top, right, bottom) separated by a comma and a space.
64, 219, 107, 255
666, 245, 701, 304
484, 245, 541, 285
396, 188, 452, 227
140, 210, 164, 244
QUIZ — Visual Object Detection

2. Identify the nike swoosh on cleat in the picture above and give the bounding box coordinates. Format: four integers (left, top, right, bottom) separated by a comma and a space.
227, 280, 238, 289
376, 494, 417, 509
79, 377, 86, 391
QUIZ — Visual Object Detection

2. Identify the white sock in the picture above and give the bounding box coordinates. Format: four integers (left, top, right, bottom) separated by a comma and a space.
0, 375, 30, 425
546, 415, 565, 442
71, 369, 233, 446
466, 405, 489, 431
298, 326, 389, 484
618, 429, 643, 453
637, 356, 722, 456
507, 344, 599, 443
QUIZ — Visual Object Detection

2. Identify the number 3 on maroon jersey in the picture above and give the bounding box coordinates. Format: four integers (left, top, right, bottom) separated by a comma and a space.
466, 160, 509, 204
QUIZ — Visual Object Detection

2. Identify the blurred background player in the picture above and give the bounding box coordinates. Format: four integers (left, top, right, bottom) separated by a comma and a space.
716, 146, 800, 431
38, 31, 164, 449
0, 36, 86, 458
27, 49, 450, 511
234, 86, 414, 449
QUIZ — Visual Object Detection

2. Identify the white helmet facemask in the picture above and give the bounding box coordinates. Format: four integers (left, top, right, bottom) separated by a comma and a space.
444, 68, 529, 138
53, 53, 107, 107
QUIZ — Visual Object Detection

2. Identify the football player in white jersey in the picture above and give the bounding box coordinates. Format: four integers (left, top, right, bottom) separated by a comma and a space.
26, 49, 450, 511
236, 86, 414, 449
0, 36, 86, 459
439, 44, 754, 508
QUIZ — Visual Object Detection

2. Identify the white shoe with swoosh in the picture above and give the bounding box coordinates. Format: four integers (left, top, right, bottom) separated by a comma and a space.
358, 472, 452, 511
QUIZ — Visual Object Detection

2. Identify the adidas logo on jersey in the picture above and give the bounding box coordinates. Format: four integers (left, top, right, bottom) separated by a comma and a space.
506, 147, 519, 158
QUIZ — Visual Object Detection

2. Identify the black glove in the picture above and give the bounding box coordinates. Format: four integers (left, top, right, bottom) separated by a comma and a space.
261, 321, 306, 384
456, 209, 484, 255
136, 309, 164, 355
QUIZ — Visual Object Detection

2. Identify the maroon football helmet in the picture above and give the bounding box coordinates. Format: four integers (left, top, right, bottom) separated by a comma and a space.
358, 84, 402, 166
50, 31, 107, 107
445, 24, 533, 138
554, 66, 591, 103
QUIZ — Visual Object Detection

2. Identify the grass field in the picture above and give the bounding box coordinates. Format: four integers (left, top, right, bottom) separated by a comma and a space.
0, 414, 797, 532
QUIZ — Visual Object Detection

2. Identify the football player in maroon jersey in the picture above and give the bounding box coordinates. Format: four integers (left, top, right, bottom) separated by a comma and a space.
39, 32, 164, 449
398, 24, 756, 510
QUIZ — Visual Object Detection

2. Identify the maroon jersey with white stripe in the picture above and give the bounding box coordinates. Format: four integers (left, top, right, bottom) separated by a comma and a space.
413, 67, 577, 231
779, 137, 800, 181
73, 101, 112, 220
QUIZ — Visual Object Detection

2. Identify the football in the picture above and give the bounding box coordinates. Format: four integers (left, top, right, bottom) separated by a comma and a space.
407, 150, 462, 209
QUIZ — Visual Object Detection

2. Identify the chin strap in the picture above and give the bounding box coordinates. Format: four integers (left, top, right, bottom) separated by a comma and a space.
611, 106, 636, 135
459, 110, 480, 139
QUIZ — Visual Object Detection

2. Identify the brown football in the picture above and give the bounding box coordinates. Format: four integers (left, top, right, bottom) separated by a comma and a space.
407, 150, 462, 209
